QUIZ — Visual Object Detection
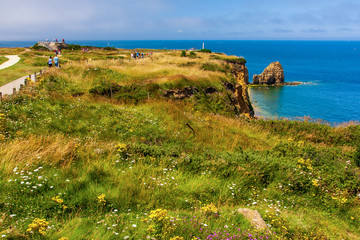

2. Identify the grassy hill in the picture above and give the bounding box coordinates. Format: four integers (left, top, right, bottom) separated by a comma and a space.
0, 48, 360, 239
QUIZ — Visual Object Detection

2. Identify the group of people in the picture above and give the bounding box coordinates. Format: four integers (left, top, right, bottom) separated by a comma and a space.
131, 51, 152, 59
48, 55, 59, 68
45, 38, 65, 43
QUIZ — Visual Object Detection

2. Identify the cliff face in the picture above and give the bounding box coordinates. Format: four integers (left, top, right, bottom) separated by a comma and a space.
253, 61, 284, 85
228, 61, 255, 118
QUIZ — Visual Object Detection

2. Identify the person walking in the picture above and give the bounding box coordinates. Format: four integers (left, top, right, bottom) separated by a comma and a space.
54, 55, 59, 68
48, 56, 53, 67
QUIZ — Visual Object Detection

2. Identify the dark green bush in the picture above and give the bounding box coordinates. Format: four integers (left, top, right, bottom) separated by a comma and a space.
198, 49, 212, 53
188, 51, 197, 58
180, 50, 187, 57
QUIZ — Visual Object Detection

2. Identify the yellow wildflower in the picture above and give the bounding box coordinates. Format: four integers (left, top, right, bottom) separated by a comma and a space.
201, 203, 218, 214
170, 237, 184, 240
312, 179, 319, 187
51, 196, 64, 204
116, 143, 127, 152
98, 194, 106, 205
149, 209, 168, 221
297, 140, 305, 147
26, 218, 49, 235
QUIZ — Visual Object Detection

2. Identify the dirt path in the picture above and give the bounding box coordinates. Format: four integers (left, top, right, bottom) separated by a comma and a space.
0, 55, 20, 70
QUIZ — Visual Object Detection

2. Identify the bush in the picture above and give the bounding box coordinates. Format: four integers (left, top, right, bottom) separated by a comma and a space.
198, 49, 212, 53
224, 57, 246, 64
180, 50, 187, 57
188, 51, 197, 58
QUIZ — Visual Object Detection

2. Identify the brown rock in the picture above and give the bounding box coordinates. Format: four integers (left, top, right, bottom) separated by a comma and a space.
237, 208, 269, 231
253, 61, 284, 85
231, 62, 249, 84
228, 61, 254, 118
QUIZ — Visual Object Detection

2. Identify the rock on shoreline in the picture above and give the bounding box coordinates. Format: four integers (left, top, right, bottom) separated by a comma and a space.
253, 61, 285, 85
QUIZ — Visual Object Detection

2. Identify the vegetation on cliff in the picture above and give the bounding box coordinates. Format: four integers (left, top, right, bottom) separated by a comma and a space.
0, 47, 359, 239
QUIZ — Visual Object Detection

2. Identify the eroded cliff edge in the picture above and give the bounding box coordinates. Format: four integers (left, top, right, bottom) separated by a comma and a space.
227, 59, 255, 119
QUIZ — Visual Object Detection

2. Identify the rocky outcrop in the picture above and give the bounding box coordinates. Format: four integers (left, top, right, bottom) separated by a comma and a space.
253, 61, 284, 85
36, 41, 68, 51
237, 208, 269, 231
227, 60, 255, 118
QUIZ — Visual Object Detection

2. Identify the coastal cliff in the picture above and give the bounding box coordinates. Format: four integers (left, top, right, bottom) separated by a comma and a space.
228, 60, 255, 118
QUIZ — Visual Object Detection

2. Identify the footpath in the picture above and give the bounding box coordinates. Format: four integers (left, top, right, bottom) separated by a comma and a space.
0, 54, 45, 97
0, 73, 38, 96
0, 55, 20, 70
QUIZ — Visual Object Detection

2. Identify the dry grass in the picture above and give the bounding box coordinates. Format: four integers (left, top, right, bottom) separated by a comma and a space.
0, 134, 118, 173
145, 100, 280, 151
0, 48, 26, 55
58, 51, 228, 89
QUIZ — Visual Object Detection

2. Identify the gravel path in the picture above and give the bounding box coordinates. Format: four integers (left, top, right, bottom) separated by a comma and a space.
0, 55, 20, 70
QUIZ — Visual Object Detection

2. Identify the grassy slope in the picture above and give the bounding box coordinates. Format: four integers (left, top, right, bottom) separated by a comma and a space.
0, 48, 360, 240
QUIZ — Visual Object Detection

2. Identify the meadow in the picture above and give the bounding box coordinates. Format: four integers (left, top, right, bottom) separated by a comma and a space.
0, 47, 359, 239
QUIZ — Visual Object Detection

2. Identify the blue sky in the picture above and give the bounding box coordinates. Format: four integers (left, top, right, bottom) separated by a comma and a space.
0, 0, 359, 40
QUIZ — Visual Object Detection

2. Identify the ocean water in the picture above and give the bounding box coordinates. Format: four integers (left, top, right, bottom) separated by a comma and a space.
1, 40, 360, 123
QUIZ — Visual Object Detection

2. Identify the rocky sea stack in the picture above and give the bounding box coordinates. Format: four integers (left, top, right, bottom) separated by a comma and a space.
252, 61, 285, 85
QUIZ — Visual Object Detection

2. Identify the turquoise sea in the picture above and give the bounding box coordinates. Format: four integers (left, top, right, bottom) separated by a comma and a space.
1, 40, 360, 124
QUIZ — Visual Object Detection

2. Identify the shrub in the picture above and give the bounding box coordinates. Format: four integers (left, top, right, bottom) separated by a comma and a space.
180, 50, 187, 57
198, 49, 212, 53
188, 51, 197, 58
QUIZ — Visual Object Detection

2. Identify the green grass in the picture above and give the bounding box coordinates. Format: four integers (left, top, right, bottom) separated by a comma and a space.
0, 56, 8, 65
0, 58, 45, 86
0, 48, 359, 239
